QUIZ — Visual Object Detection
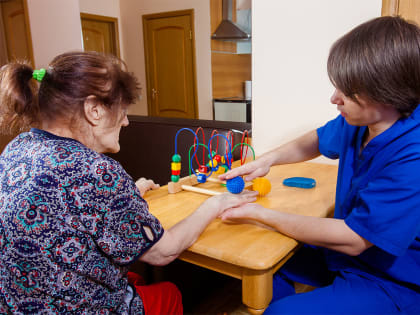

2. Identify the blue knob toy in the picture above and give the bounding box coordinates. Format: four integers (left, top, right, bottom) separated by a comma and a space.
226, 176, 245, 194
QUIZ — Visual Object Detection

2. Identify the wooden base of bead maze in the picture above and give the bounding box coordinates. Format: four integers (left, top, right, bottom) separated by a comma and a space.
168, 175, 252, 196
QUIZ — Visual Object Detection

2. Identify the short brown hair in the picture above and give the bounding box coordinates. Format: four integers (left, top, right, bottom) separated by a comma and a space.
327, 16, 420, 117
0, 51, 140, 134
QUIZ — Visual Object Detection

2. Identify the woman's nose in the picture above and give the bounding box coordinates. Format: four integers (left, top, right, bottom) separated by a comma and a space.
122, 115, 129, 127
330, 89, 343, 105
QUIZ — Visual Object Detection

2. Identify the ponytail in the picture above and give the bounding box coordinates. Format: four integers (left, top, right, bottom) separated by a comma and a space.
0, 60, 39, 135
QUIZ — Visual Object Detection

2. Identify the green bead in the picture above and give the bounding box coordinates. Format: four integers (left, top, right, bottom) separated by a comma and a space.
172, 154, 181, 162
171, 175, 180, 182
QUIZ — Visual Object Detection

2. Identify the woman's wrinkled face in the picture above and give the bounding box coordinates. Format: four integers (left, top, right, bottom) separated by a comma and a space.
96, 105, 129, 153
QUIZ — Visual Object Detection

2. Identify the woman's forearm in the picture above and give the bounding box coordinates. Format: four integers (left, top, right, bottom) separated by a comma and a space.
263, 129, 321, 166
255, 209, 372, 256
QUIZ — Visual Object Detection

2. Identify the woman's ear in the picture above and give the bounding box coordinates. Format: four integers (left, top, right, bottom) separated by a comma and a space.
84, 95, 104, 126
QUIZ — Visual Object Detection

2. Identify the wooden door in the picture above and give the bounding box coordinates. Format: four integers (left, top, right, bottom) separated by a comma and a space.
0, 0, 33, 153
81, 13, 120, 57
143, 10, 198, 119
0, 0, 34, 66
382, 0, 420, 23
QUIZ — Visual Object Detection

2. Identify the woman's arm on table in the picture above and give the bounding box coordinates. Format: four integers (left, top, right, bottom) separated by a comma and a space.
139, 191, 258, 266
220, 204, 372, 256
220, 130, 321, 182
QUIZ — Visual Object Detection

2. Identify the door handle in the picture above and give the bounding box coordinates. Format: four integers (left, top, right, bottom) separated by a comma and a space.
151, 88, 157, 99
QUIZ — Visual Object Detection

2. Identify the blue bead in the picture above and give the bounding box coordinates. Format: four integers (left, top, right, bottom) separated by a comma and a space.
197, 173, 207, 183
226, 177, 245, 194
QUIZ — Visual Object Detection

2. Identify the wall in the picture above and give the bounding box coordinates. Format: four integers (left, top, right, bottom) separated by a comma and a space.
119, 0, 213, 119
251, 0, 382, 162
26, 0, 82, 68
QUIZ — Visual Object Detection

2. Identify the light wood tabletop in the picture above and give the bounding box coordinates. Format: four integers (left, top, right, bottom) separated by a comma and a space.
145, 162, 338, 314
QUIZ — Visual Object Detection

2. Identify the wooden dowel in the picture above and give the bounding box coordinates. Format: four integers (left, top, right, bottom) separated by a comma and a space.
206, 177, 224, 184
181, 185, 222, 196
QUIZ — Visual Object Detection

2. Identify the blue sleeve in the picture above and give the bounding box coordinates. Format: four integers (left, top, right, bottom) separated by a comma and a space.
345, 146, 420, 256
316, 115, 346, 159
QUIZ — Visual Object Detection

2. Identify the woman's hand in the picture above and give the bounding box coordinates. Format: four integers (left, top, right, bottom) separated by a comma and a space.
135, 177, 160, 197
219, 157, 271, 182
139, 189, 258, 266
203, 190, 259, 217
219, 202, 263, 221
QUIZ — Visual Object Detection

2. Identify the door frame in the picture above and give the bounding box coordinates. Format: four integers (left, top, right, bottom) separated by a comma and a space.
142, 9, 199, 118
80, 12, 121, 58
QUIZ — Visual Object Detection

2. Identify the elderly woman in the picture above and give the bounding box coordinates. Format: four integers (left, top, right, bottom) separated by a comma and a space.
0, 51, 257, 314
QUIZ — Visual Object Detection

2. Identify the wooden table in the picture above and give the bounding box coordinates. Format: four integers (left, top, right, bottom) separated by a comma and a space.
144, 162, 338, 314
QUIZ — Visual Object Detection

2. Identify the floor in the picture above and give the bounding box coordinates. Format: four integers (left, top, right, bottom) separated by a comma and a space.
190, 274, 315, 315
132, 260, 315, 315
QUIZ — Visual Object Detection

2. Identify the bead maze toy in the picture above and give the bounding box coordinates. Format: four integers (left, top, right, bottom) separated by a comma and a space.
168, 127, 272, 197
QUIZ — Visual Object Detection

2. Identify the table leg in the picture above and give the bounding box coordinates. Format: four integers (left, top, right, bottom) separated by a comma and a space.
242, 268, 273, 314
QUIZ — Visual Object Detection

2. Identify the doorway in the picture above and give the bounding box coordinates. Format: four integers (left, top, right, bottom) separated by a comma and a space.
143, 10, 198, 119
0, 0, 34, 66
80, 13, 120, 57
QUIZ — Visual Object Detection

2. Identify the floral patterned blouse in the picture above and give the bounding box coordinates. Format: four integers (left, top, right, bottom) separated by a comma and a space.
0, 128, 164, 314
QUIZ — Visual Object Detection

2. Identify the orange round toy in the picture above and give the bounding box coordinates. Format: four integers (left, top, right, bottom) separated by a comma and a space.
252, 177, 271, 196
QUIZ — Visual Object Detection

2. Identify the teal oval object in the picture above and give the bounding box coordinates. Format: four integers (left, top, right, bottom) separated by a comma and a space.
283, 177, 316, 189
171, 175, 180, 182
172, 154, 181, 162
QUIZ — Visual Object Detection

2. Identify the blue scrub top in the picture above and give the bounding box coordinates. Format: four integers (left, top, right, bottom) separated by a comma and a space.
317, 106, 420, 304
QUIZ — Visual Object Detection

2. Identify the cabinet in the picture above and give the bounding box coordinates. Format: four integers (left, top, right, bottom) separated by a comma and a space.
210, 0, 252, 99
213, 97, 251, 122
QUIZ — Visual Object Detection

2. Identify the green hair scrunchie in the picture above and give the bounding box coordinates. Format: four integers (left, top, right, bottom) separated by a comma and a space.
33, 68, 46, 82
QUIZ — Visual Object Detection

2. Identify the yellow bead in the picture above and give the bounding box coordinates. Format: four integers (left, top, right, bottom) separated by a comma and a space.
252, 177, 271, 196
220, 156, 226, 164
211, 159, 218, 167
214, 166, 226, 175
171, 162, 181, 171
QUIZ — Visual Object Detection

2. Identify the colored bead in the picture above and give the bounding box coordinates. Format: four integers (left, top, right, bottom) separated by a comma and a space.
171, 162, 181, 171
198, 165, 208, 173
207, 151, 216, 159
220, 155, 226, 164
172, 154, 181, 162
197, 173, 207, 183
214, 166, 226, 174
253, 177, 272, 196
171, 175, 180, 182
214, 155, 221, 162
212, 165, 219, 171
171, 170, 180, 175
226, 176, 245, 194
211, 159, 218, 167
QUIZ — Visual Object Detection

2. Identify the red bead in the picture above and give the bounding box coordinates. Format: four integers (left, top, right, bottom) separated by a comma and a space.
198, 165, 208, 173
214, 155, 222, 162
172, 170, 180, 175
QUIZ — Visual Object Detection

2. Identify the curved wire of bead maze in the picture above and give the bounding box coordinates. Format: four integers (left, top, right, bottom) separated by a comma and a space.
168, 128, 255, 195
